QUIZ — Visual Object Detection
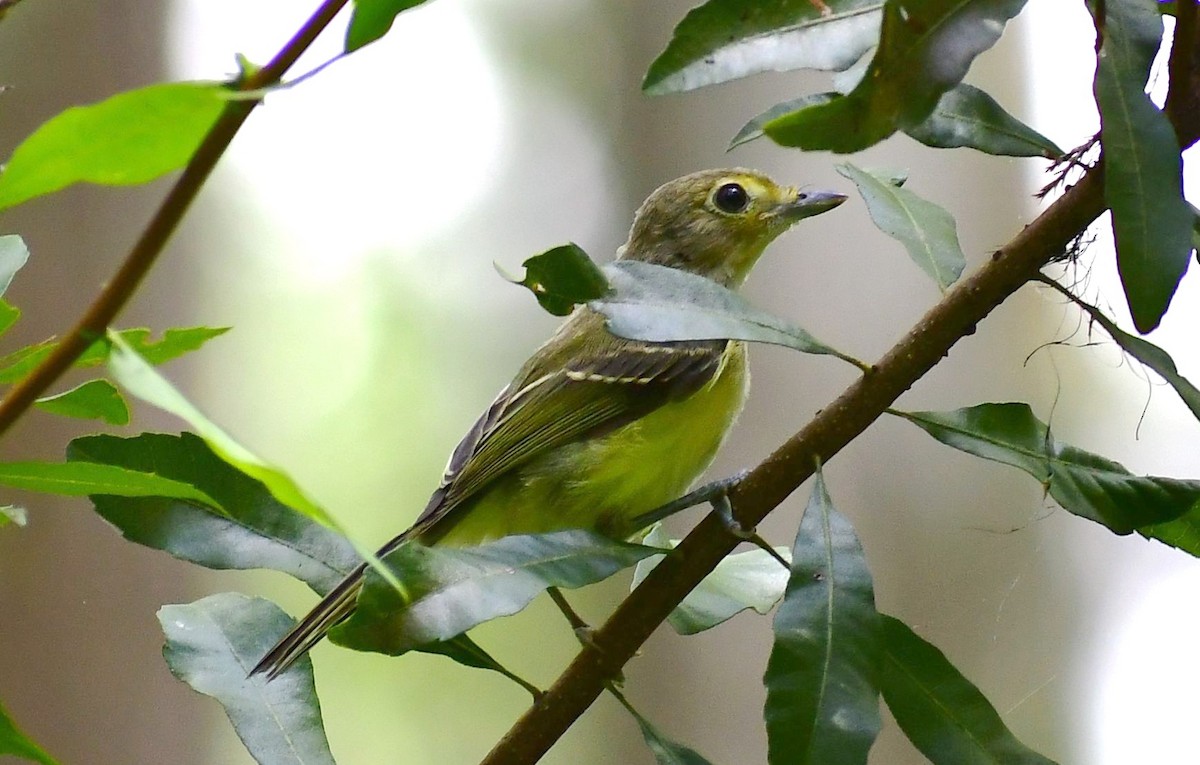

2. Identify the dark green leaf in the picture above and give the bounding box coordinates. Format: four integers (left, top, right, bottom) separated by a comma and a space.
35, 379, 129, 424
500, 243, 611, 317
880, 615, 1058, 765
632, 524, 790, 635
1093, 0, 1192, 331
836, 163, 965, 289
905, 83, 1063, 158
643, 0, 883, 95
345, 0, 431, 52
598, 261, 863, 368
764, 0, 1029, 152
70, 432, 360, 595
898, 403, 1200, 533
1140, 500, 1200, 555
730, 93, 838, 149
1053, 283, 1200, 421
0, 698, 57, 765
332, 531, 659, 655
0, 300, 21, 339
0, 235, 29, 296
611, 687, 716, 765
160, 593, 335, 765
0, 459, 218, 504
0, 504, 26, 528
416, 635, 542, 697
0, 82, 226, 211
764, 471, 881, 765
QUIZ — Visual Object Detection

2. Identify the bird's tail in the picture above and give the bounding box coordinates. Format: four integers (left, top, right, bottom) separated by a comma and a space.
250, 562, 368, 679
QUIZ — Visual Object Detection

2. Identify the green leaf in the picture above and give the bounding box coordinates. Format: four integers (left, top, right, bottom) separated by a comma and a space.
643, 0, 883, 95
345, 0, 432, 52
730, 93, 838, 149
632, 524, 790, 635
69, 432, 360, 595
332, 531, 659, 655
0, 82, 226, 211
0, 326, 228, 384
0, 300, 21, 338
836, 163, 965, 290
611, 686, 716, 765
1093, 0, 1192, 332
897, 403, 1200, 533
35, 379, 129, 424
880, 615, 1058, 765
0, 459, 219, 504
1140, 500, 1200, 556
0, 504, 26, 528
500, 243, 611, 317
764, 471, 881, 765
904, 83, 1063, 158
598, 261, 864, 368
159, 593, 335, 765
416, 635, 542, 697
1052, 283, 1200, 421
0, 698, 58, 765
0, 235, 29, 296
764, 0, 1030, 152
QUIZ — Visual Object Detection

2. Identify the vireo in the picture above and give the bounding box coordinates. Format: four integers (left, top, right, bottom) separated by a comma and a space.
253, 168, 845, 677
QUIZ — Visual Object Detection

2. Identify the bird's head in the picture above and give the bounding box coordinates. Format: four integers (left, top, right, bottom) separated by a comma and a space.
619, 168, 846, 288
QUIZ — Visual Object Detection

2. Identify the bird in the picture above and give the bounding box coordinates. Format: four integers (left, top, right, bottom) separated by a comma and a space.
251, 168, 846, 678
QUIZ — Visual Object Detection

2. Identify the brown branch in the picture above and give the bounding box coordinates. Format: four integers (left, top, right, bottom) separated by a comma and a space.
1167, 0, 1200, 145
0, 0, 351, 437
480, 170, 1107, 765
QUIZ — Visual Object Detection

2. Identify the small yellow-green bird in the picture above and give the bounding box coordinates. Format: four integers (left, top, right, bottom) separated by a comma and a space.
252, 168, 844, 677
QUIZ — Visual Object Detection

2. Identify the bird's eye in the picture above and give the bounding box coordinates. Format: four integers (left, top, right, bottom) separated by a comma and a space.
713, 182, 750, 213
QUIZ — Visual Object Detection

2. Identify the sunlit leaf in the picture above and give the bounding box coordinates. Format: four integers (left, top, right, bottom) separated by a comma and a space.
332, 531, 659, 655
35, 379, 129, 424
764, 471, 881, 765
643, 0, 883, 95
345, 0, 432, 52
632, 524, 790, 635
499, 243, 610, 316
880, 615, 1058, 765
0, 505, 26, 529
0, 698, 57, 765
160, 593, 335, 765
730, 93, 837, 149
0, 82, 226, 210
898, 403, 1200, 533
0, 300, 20, 338
0, 326, 228, 384
0, 235, 29, 296
0, 459, 218, 505
1140, 501, 1200, 556
837, 163, 965, 290
598, 261, 863, 367
611, 687, 716, 765
905, 83, 1063, 158
764, 0, 1029, 152
70, 432, 359, 595
1093, 0, 1192, 331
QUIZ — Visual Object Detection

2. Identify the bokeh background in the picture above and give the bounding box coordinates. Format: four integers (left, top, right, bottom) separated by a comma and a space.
1, 0, 1198, 763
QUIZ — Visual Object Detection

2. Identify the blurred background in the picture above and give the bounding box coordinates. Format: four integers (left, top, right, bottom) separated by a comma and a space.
0, 0, 1198, 763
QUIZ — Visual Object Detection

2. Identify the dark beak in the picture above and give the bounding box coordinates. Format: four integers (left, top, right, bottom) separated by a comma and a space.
780, 189, 847, 221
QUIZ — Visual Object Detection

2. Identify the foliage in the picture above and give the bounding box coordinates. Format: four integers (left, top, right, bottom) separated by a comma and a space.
0, 0, 1196, 763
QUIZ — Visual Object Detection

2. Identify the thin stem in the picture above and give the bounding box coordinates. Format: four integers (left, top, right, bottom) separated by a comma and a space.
0, 0, 351, 437
479, 168, 1108, 765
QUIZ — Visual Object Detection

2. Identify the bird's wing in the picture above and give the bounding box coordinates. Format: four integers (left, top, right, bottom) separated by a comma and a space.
410, 310, 726, 536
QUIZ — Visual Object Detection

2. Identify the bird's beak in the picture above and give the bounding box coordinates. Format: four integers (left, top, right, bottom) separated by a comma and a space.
777, 189, 848, 221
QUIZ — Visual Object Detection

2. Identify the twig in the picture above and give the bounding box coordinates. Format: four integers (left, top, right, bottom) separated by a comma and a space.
479, 168, 1108, 765
1167, 0, 1200, 140
0, 0, 351, 437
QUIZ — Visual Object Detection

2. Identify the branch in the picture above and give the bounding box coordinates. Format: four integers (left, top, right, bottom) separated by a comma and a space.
1167, 0, 1200, 145
480, 172, 1107, 765
0, 0, 351, 437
